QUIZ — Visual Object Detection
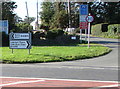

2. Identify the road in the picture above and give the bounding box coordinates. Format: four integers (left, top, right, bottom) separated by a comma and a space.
1, 37, 119, 82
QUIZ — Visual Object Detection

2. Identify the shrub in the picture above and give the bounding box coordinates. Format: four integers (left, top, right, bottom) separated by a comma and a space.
46, 28, 64, 39
108, 24, 120, 35
91, 23, 120, 39
15, 23, 33, 32
91, 23, 109, 35
91, 24, 102, 35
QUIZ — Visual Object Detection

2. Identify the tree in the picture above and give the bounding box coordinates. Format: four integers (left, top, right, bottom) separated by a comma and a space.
24, 16, 36, 23
2, 1, 17, 32
14, 15, 23, 23
15, 22, 33, 32
40, 2, 55, 27
50, 10, 68, 29
50, 2, 69, 29
90, 2, 120, 24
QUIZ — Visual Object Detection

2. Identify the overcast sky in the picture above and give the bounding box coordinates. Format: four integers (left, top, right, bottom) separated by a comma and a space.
13, 0, 42, 20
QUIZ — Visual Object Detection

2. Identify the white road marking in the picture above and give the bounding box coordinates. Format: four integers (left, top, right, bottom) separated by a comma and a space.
0, 79, 45, 87
0, 76, 119, 83
98, 84, 120, 87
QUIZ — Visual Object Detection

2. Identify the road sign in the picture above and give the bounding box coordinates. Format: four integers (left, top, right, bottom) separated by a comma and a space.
10, 41, 31, 49
86, 15, 94, 23
10, 33, 30, 40
80, 15, 87, 22
0, 20, 8, 34
80, 5, 88, 15
9, 32, 31, 49
80, 22, 88, 29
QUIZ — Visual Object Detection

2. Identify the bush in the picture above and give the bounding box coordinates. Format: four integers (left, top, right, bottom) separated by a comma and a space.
46, 29, 64, 39
91, 23, 120, 39
91, 23, 109, 35
108, 24, 120, 35
91, 24, 102, 35
15, 23, 33, 32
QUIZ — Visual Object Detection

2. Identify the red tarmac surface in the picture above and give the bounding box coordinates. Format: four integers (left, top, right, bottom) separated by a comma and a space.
0, 77, 120, 88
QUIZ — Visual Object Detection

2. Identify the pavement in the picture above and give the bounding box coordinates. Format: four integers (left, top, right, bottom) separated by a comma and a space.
0, 36, 120, 88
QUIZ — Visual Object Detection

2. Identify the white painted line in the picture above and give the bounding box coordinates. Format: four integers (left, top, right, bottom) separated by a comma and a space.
0, 76, 119, 83
0, 79, 45, 87
98, 84, 120, 87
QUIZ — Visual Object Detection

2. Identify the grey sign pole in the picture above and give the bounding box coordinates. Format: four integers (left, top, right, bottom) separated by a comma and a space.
88, 22, 90, 48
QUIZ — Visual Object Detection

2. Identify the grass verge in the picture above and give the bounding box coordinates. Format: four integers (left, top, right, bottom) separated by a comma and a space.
0, 45, 111, 64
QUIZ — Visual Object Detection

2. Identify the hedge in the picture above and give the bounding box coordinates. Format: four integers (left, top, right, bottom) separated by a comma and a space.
91, 23, 120, 39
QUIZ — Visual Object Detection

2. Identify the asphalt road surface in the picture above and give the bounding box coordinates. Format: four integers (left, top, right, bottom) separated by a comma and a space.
1, 36, 119, 82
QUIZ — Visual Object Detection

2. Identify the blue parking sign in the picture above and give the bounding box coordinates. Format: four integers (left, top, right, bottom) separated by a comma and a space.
80, 5, 88, 15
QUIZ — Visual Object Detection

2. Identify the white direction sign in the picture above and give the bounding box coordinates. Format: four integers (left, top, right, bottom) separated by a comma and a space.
11, 33, 30, 40
9, 32, 31, 49
10, 41, 30, 49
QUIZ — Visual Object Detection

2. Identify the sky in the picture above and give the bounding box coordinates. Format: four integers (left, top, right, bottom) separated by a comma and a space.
12, 0, 102, 20
12, 0, 42, 20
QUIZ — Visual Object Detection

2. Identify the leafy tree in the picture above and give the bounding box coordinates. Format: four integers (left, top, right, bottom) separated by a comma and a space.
91, 2, 120, 24
40, 2, 55, 27
50, 2, 69, 29
14, 15, 23, 23
15, 22, 33, 32
24, 16, 36, 23
2, 1, 17, 32
50, 10, 68, 29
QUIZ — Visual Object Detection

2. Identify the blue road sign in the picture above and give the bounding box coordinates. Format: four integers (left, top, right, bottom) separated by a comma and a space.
80, 5, 88, 15
0, 20, 8, 34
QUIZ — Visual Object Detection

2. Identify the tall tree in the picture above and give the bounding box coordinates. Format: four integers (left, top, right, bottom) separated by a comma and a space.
50, 2, 68, 29
40, 2, 55, 27
91, 2, 120, 24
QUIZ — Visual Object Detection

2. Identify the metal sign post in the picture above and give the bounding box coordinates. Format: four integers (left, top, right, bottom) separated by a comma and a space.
88, 22, 90, 48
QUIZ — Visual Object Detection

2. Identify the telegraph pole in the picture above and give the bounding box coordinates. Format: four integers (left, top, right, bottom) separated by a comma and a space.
68, 0, 71, 28
25, 1, 30, 29
36, 0, 39, 30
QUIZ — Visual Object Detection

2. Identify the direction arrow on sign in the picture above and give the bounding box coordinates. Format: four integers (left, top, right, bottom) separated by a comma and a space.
10, 40, 31, 49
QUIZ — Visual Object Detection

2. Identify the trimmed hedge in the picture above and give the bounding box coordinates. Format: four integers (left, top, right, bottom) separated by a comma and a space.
91, 23, 120, 39
91, 24, 102, 36
91, 23, 109, 36
108, 24, 120, 35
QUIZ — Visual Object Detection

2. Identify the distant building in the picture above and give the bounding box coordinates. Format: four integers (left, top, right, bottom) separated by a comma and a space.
30, 18, 41, 30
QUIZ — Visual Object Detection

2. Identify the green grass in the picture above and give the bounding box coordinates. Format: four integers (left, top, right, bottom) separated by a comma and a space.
0, 45, 111, 64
